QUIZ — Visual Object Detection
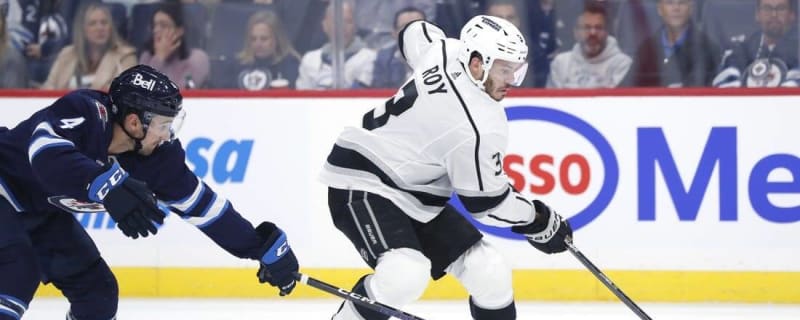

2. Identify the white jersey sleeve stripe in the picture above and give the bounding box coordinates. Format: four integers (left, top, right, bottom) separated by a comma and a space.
33, 121, 58, 136
183, 194, 229, 228
28, 136, 75, 163
0, 177, 25, 212
166, 176, 205, 212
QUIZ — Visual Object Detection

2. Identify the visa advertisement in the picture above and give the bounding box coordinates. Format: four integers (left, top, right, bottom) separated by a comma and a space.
1, 94, 798, 273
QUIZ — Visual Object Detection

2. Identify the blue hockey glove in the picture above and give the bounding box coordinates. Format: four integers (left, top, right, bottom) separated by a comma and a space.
88, 162, 165, 239
511, 200, 573, 254
255, 222, 299, 296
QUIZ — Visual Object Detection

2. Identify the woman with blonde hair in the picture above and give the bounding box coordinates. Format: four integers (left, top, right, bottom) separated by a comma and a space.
42, 2, 136, 90
216, 10, 300, 89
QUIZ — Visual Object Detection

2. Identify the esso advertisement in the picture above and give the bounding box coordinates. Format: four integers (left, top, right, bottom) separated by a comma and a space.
452, 96, 799, 271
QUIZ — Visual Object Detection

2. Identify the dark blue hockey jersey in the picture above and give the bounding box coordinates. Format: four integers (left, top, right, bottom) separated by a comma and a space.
714, 27, 800, 87
0, 89, 263, 260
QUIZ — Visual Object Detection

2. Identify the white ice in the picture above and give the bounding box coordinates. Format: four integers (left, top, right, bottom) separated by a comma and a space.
22, 298, 800, 319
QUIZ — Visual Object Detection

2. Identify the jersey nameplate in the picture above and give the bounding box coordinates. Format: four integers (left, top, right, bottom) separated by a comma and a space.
422, 65, 448, 95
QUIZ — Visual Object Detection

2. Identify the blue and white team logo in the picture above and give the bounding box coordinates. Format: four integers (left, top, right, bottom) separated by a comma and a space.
451, 106, 619, 239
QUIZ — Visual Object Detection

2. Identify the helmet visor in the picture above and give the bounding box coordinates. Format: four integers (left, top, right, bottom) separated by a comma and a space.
169, 108, 186, 141
488, 60, 528, 87
145, 108, 186, 143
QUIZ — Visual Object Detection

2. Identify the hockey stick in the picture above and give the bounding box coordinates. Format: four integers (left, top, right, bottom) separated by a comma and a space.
565, 237, 653, 320
294, 272, 426, 320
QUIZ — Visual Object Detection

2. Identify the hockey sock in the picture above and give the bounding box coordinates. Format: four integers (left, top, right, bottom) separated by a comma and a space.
0, 242, 39, 320
52, 258, 118, 320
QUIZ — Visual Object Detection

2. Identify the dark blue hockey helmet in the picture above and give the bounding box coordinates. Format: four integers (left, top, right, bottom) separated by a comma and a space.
109, 64, 183, 124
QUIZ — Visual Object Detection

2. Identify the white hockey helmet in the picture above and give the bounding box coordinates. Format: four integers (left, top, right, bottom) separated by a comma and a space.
459, 15, 528, 88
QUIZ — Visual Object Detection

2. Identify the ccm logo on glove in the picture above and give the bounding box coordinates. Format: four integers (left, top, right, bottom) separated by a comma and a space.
88, 164, 128, 202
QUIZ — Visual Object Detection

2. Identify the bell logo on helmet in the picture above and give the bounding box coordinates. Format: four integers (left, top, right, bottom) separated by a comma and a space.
131, 73, 156, 91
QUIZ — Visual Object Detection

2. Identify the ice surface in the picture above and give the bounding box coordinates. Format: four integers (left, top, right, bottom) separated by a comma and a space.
24, 298, 800, 319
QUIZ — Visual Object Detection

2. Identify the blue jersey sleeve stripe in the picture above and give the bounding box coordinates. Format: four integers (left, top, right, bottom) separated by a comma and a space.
0, 294, 27, 311
195, 201, 231, 229
32, 121, 58, 137
0, 306, 21, 320
28, 136, 75, 163
167, 178, 205, 212
183, 195, 228, 227
0, 178, 24, 212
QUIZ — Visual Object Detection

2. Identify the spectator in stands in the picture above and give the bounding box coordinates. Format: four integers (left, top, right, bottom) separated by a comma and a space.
139, 3, 210, 89
215, 10, 300, 90
41, 2, 136, 90
526, 0, 558, 87
371, 6, 425, 89
714, 0, 798, 87
0, 0, 28, 88
486, 0, 521, 26
296, 0, 376, 89
547, 2, 631, 88
277, 0, 328, 55
354, 0, 435, 50
627, 0, 720, 87
5, 0, 72, 86
434, 0, 482, 38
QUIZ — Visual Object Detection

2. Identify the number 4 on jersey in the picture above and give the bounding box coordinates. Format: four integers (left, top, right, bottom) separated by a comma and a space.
59, 117, 86, 129
363, 81, 418, 130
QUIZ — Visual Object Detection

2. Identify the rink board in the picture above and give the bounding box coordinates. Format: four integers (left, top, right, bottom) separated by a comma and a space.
1, 90, 799, 302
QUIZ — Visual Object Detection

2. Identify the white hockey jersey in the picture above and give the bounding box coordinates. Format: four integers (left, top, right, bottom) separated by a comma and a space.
319, 21, 537, 227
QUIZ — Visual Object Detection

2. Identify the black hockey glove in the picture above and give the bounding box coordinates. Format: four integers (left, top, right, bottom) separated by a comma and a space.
255, 222, 299, 296
511, 200, 573, 254
88, 162, 165, 239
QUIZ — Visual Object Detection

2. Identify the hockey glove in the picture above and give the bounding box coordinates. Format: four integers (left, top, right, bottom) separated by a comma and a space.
510, 200, 573, 254
88, 162, 165, 239
255, 222, 299, 296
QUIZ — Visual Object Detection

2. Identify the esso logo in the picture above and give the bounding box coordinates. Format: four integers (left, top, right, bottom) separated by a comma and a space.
451, 106, 619, 239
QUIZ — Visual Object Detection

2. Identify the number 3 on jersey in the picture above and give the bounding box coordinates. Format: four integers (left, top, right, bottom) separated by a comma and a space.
363, 80, 418, 130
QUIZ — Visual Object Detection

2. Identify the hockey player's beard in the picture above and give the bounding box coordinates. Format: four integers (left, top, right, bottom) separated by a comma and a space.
484, 76, 509, 101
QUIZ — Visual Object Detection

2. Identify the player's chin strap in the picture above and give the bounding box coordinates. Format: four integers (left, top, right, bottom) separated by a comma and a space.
459, 61, 488, 91
118, 117, 150, 153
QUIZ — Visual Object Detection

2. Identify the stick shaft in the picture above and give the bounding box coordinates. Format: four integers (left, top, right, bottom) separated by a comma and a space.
565, 240, 653, 320
295, 273, 426, 320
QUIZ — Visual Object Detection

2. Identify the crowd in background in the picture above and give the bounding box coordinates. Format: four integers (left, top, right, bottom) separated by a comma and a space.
0, 0, 798, 90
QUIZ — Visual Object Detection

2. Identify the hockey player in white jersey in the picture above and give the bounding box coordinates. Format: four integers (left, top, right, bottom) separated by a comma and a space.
319, 15, 573, 319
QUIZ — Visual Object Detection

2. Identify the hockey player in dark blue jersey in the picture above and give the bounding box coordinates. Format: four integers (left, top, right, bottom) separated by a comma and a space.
0, 65, 299, 320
